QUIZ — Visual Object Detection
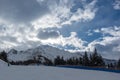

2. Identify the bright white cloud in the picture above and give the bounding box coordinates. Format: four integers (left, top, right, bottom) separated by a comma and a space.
86, 30, 93, 36
0, 0, 97, 51
40, 32, 86, 50
0, 23, 38, 50
32, 0, 97, 29
94, 29, 100, 33
101, 26, 120, 37
0, 21, 87, 51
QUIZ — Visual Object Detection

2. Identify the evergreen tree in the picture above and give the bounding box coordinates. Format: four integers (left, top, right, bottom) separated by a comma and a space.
0, 50, 8, 62
110, 63, 114, 68
90, 48, 105, 66
117, 58, 120, 69
54, 56, 60, 65
72, 57, 75, 65
66, 58, 74, 65
54, 56, 66, 65
108, 63, 115, 69
91, 48, 99, 66
97, 55, 105, 66
89, 54, 93, 66
60, 56, 66, 65
79, 57, 83, 65
75, 58, 79, 65
82, 51, 89, 66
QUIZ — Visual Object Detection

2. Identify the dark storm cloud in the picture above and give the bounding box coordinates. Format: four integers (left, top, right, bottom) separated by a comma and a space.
37, 30, 60, 39
0, 0, 49, 23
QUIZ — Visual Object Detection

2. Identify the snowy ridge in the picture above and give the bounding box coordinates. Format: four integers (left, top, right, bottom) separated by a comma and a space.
7, 45, 82, 62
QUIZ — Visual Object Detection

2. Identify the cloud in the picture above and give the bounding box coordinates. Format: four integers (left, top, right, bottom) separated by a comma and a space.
101, 26, 120, 37
0, 22, 39, 50
40, 32, 86, 50
0, 21, 85, 51
1, 0, 119, 60
0, 40, 18, 50
0, 0, 49, 23
87, 37, 120, 60
59, 32, 86, 49
113, 0, 120, 10
64, 0, 97, 24
37, 30, 60, 39
32, 0, 97, 29
86, 30, 93, 36
87, 26, 120, 59
93, 29, 100, 33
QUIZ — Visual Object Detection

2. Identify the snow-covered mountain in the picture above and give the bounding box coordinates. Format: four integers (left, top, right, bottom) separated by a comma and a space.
7, 45, 82, 62
7, 45, 117, 65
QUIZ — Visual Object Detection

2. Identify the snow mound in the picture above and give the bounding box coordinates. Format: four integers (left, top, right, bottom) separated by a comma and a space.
0, 60, 7, 66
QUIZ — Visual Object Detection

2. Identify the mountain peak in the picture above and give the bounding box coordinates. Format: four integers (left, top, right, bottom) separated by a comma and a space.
8, 49, 17, 54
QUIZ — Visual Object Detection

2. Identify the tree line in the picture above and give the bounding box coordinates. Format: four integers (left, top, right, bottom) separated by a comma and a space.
54, 49, 120, 70
0, 49, 120, 70
54, 48, 105, 67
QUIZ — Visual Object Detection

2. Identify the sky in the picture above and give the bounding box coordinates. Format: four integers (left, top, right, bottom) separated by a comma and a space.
0, 0, 120, 60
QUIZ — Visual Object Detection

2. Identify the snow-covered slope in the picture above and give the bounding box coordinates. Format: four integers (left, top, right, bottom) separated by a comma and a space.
38, 45, 82, 59
7, 45, 82, 62
0, 60, 7, 66
0, 65, 119, 80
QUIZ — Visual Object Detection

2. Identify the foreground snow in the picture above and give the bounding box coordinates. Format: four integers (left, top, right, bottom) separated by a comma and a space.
0, 65, 120, 80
